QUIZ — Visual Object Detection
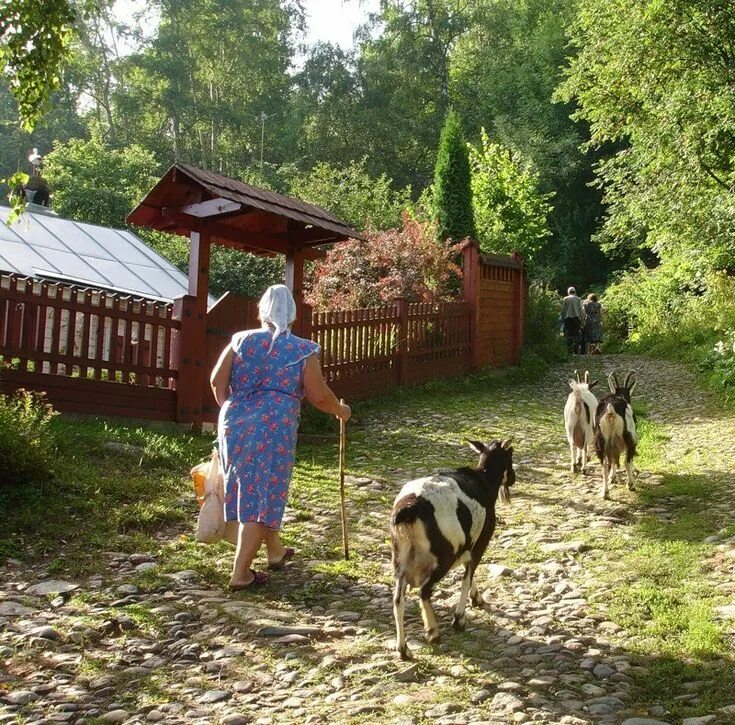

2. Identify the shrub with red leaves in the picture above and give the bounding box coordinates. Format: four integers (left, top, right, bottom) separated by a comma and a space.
306, 216, 463, 310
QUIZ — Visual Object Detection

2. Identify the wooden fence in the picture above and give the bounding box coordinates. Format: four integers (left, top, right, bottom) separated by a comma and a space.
308, 299, 472, 401
0, 242, 525, 425
0, 274, 179, 420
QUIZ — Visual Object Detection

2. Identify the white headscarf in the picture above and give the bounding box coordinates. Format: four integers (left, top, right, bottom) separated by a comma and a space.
259, 284, 297, 349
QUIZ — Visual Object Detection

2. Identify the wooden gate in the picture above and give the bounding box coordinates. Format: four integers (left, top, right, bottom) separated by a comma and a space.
202, 292, 259, 423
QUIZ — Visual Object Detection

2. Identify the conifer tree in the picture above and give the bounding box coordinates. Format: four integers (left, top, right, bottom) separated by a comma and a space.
432, 108, 476, 242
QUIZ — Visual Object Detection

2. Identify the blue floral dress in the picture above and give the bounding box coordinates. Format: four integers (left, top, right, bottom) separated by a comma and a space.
218, 329, 319, 530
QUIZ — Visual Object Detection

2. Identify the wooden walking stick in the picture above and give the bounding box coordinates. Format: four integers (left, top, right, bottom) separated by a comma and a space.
339, 398, 349, 560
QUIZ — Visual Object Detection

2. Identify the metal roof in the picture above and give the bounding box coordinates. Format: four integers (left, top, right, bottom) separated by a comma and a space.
127, 162, 365, 249
0, 205, 213, 304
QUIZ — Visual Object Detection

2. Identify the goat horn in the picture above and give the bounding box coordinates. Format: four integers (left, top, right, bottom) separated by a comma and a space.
584, 370, 590, 383
501, 438, 513, 450
574, 369, 580, 383
623, 370, 637, 389
607, 371, 618, 393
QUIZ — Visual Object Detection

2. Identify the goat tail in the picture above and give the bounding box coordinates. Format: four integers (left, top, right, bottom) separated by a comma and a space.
393, 522, 412, 540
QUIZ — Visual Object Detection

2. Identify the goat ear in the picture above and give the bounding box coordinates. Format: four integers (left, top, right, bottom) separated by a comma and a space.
568, 379, 576, 390
501, 438, 513, 450
467, 440, 485, 454
588, 379, 598, 390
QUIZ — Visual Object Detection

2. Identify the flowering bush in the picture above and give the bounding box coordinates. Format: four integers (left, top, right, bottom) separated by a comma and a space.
707, 331, 735, 401
306, 216, 463, 310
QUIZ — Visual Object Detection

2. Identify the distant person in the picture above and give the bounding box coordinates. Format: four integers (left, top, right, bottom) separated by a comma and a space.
561, 286, 585, 354
583, 293, 604, 355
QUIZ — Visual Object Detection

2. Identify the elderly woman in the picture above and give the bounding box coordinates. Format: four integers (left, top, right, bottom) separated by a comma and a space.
582, 293, 604, 355
210, 285, 351, 590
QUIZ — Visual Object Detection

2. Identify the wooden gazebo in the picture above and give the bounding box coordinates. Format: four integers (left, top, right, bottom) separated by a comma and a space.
127, 162, 362, 424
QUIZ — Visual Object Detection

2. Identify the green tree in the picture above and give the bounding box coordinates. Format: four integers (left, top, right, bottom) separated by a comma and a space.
451, 0, 606, 289
557, 0, 735, 276
469, 129, 552, 264
286, 158, 411, 232
43, 132, 159, 227
432, 107, 475, 242
0, 0, 76, 130
113, 0, 302, 172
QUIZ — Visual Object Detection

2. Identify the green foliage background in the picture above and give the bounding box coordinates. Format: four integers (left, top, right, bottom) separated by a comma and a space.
3, 0, 735, 392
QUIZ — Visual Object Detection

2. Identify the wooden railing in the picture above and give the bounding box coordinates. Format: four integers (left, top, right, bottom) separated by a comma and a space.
0, 275, 179, 386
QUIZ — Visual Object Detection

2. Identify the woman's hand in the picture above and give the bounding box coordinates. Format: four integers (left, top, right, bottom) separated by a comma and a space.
337, 402, 351, 422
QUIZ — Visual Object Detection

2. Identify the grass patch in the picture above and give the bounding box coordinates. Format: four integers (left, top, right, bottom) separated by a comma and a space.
595, 414, 735, 718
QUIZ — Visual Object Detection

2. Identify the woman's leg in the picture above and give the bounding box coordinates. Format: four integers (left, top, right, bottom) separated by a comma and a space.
231, 522, 267, 586
264, 528, 288, 565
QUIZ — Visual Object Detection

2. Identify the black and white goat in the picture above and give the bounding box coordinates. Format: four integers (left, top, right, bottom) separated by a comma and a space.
594, 371, 638, 499
390, 439, 515, 659
564, 369, 599, 473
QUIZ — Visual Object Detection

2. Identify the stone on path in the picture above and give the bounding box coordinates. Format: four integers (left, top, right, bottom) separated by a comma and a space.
715, 604, 735, 619
394, 663, 420, 683
5, 690, 39, 705
487, 563, 513, 578
26, 580, 78, 596
101, 711, 129, 723
682, 716, 717, 725
198, 690, 231, 704
256, 625, 322, 637
621, 719, 672, 725
0, 600, 36, 616
490, 692, 525, 713
28, 625, 62, 641
221, 716, 252, 725
540, 540, 590, 553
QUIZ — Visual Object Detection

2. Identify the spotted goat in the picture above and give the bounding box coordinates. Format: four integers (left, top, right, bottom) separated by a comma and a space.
594, 371, 638, 499
390, 439, 515, 659
564, 369, 599, 474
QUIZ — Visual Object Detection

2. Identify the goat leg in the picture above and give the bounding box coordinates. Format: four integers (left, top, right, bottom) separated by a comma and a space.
470, 578, 482, 608
419, 583, 440, 644
625, 457, 635, 491
601, 461, 609, 499
393, 575, 411, 659
452, 564, 474, 631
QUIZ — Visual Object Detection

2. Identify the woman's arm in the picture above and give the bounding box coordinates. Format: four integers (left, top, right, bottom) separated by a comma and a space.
210, 344, 234, 408
303, 354, 351, 420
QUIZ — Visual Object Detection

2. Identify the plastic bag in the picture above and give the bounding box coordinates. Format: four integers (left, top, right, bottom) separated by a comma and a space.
190, 461, 208, 507
194, 449, 225, 543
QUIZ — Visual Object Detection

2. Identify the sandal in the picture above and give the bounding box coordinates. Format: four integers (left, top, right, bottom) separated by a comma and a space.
268, 547, 295, 571
229, 569, 268, 591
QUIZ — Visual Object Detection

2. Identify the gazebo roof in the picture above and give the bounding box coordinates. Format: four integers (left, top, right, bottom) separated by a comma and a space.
127, 162, 364, 256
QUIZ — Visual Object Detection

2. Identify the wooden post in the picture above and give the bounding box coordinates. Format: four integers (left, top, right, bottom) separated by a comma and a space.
463, 241, 481, 371
511, 252, 525, 366
172, 295, 205, 427
299, 303, 313, 342
174, 228, 211, 428
285, 245, 305, 332
395, 298, 409, 386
